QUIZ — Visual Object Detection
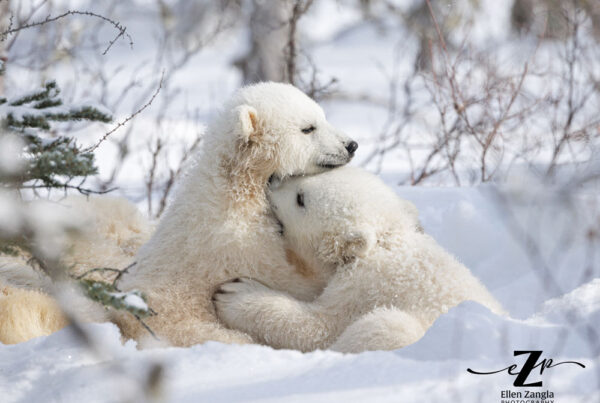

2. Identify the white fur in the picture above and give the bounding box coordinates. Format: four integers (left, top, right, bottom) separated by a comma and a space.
0, 82, 355, 346
63, 196, 153, 279
111, 82, 355, 346
214, 167, 504, 353
0, 196, 148, 344
0, 284, 69, 344
330, 307, 426, 353
0, 195, 152, 285
0, 276, 111, 345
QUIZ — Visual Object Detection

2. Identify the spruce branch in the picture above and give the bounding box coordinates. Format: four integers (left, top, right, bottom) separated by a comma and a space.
1, 80, 112, 195
10, 80, 59, 106
74, 263, 158, 340
4, 81, 112, 130
79, 279, 153, 319
18, 183, 117, 196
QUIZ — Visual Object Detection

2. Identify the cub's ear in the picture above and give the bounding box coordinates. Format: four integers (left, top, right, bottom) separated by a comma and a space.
318, 229, 375, 266
342, 230, 375, 263
235, 104, 260, 142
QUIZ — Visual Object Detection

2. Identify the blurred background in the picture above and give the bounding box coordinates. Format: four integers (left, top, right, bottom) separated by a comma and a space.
2, 0, 599, 217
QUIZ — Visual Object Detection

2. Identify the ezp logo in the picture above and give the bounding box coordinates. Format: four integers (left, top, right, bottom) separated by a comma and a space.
467, 351, 586, 387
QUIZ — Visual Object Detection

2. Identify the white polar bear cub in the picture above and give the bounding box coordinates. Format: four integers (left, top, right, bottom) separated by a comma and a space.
0, 83, 357, 347
214, 167, 504, 353
110, 83, 357, 347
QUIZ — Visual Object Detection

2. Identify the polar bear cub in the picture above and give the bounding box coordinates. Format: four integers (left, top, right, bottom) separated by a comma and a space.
110, 82, 357, 347
0, 82, 357, 347
0, 196, 151, 344
214, 167, 504, 353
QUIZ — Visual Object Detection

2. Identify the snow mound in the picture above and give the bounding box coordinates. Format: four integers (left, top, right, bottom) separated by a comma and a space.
537, 279, 600, 324
0, 285, 597, 402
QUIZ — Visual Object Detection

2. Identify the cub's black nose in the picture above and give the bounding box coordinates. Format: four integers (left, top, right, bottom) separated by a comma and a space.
346, 141, 358, 155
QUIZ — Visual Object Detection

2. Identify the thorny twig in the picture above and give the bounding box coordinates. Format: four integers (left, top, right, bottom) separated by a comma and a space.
286, 0, 314, 85
19, 183, 117, 196
85, 72, 164, 153
155, 136, 202, 218
146, 137, 163, 216
0, 10, 133, 55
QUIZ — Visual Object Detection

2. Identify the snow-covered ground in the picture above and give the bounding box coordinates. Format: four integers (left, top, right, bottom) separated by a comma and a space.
1, 184, 598, 403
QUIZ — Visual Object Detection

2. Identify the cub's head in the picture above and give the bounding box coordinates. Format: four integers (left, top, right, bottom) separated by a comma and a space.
269, 167, 421, 272
214, 82, 357, 179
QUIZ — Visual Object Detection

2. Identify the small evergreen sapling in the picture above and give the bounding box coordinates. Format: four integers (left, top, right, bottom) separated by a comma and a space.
0, 80, 111, 191
0, 74, 154, 326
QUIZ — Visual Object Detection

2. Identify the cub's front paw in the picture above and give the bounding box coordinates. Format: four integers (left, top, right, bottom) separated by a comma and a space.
213, 277, 272, 331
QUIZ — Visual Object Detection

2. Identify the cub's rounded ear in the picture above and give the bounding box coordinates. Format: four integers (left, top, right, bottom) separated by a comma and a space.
318, 229, 375, 266
235, 104, 260, 142
342, 229, 375, 263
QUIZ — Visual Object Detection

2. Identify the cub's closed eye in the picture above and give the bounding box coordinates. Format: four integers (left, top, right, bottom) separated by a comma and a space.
301, 125, 316, 134
296, 193, 305, 207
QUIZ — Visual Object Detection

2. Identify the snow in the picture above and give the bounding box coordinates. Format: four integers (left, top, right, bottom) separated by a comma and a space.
108, 290, 149, 312
0, 295, 597, 402
1, 185, 598, 403
536, 279, 600, 324
122, 293, 148, 311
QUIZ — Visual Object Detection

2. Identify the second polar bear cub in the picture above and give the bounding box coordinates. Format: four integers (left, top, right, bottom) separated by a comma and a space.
215, 167, 504, 353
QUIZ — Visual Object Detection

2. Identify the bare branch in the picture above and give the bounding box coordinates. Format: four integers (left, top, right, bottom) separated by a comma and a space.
85, 72, 164, 153
0, 10, 133, 55
286, 0, 314, 85
18, 183, 117, 196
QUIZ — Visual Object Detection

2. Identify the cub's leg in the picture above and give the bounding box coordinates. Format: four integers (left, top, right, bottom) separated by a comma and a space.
0, 286, 68, 344
330, 307, 426, 353
213, 278, 338, 352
